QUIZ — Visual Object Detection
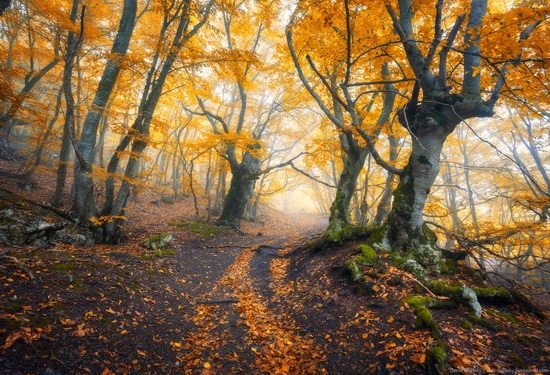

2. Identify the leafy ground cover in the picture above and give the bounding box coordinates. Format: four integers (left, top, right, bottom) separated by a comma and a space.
0, 162, 549, 374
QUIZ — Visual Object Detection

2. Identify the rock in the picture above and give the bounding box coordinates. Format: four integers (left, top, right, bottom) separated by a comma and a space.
141, 233, 172, 250
460, 285, 482, 317
0, 189, 94, 246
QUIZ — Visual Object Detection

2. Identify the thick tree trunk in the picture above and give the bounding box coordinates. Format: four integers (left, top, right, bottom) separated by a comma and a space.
385, 126, 447, 268
325, 148, 368, 236
216, 153, 259, 229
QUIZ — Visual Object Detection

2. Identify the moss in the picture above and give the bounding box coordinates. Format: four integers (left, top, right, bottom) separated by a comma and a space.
430, 281, 482, 317
358, 244, 378, 264
327, 225, 351, 243
473, 287, 514, 304
345, 244, 380, 282
4, 300, 23, 313
366, 224, 387, 249
170, 222, 229, 237
485, 309, 522, 325
400, 259, 428, 282
345, 258, 363, 282
404, 296, 441, 338
460, 320, 473, 330
426, 344, 447, 375
51, 261, 76, 272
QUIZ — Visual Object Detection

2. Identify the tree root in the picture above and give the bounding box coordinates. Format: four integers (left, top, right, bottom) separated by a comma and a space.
305, 225, 375, 252
404, 296, 454, 375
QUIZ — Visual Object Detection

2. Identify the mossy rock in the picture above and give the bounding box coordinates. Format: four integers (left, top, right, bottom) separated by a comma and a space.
141, 233, 172, 250
400, 259, 428, 282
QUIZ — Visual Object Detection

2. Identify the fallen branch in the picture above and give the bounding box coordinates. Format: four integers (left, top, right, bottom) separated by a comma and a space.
400, 272, 439, 299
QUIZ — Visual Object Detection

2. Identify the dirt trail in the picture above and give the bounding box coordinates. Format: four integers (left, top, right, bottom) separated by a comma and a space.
0, 213, 329, 374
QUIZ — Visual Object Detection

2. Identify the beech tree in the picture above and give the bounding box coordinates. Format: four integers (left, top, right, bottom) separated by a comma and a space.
288, 0, 549, 265
286, 1, 398, 246
98, 0, 214, 242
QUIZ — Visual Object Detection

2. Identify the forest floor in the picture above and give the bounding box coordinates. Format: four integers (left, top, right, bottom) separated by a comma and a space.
0, 160, 549, 374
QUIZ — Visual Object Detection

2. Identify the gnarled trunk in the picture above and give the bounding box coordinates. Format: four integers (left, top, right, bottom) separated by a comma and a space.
385, 109, 450, 268
216, 153, 259, 229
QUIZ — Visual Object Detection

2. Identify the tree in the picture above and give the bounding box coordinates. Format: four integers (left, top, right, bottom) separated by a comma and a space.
186, 0, 306, 229
71, 0, 137, 221
286, 0, 399, 246
379, 0, 547, 269
99, 0, 214, 242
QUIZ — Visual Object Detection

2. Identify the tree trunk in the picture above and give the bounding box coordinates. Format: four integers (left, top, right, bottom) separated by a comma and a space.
385, 128, 447, 268
51, 0, 80, 208
72, 0, 137, 222
216, 153, 259, 229
20, 87, 63, 188
325, 148, 368, 236
374, 135, 398, 225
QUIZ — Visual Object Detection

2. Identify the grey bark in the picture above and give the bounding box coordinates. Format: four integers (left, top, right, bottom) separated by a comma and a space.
51, 0, 81, 208
72, 0, 137, 222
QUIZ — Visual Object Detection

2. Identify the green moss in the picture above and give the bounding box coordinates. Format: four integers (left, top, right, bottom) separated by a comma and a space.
345, 258, 363, 282
426, 344, 447, 374
430, 281, 482, 317
170, 222, 229, 237
358, 244, 378, 264
473, 287, 514, 304
466, 314, 499, 331
461, 320, 473, 330
485, 309, 522, 325
345, 244, 380, 282
4, 300, 22, 313
440, 259, 458, 275
404, 296, 440, 338
52, 261, 76, 272
400, 259, 428, 282
366, 225, 387, 248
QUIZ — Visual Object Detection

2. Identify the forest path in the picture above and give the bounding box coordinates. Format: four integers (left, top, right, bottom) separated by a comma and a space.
1, 189, 549, 374
166, 219, 327, 374
0, 212, 330, 374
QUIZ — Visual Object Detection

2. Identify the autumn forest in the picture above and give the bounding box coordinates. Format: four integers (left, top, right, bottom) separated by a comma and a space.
0, 0, 549, 373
